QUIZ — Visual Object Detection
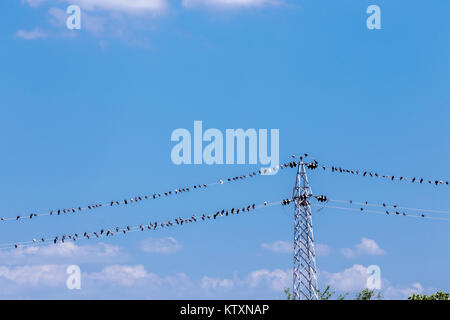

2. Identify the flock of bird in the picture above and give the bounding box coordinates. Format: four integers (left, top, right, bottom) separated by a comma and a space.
8, 193, 336, 250
11, 191, 448, 250
0, 159, 304, 224
7, 198, 297, 250
306, 159, 449, 187
5, 153, 445, 224
327, 198, 450, 218
2, 152, 449, 250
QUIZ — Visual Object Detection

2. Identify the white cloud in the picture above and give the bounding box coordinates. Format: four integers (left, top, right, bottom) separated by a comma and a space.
182, 0, 281, 10
48, 7, 108, 35
247, 269, 290, 291
73, 0, 167, 14
0, 265, 67, 287
341, 237, 386, 258
320, 264, 425, 299
261, 241, 332, 257
0, 242, 127, 265
201, 276, 234, 290
0, 263, 292, 299
0, 261, 428, 299
383, 282, 424, 300
261, 240, 291, 253
315, 243, 332, 256
321, 264, 369, 292
16, 28, 48, 40
22, 0, 47, 8
23, 0, 168, 14
88, 264, 158, 286
139, 237, 182, 254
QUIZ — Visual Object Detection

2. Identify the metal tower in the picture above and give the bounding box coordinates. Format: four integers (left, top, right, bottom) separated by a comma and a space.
292, 157, 319, 300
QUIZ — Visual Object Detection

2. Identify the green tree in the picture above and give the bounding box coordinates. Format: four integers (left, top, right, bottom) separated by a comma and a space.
317, 285, 335, 300
284, 288, 293, 300
355, 288, 382, 300
408, 291, 450, 300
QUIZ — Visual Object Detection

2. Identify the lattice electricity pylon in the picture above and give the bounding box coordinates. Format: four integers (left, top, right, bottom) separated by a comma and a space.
292, 157, 319, 300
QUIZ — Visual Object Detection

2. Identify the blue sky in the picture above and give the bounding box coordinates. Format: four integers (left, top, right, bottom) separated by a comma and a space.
0, 0, 449, 299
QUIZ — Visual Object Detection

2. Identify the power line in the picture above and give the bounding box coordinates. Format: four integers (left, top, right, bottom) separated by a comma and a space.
0, 197, 292, 251
0, 161, 302, 224
305, 160, 449, 187
327, 199, 450, 215
311, 204, 450, 222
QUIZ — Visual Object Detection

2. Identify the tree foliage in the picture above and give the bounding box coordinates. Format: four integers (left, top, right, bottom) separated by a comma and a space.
284, 287, 449, 300
408, 291, 450, 300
